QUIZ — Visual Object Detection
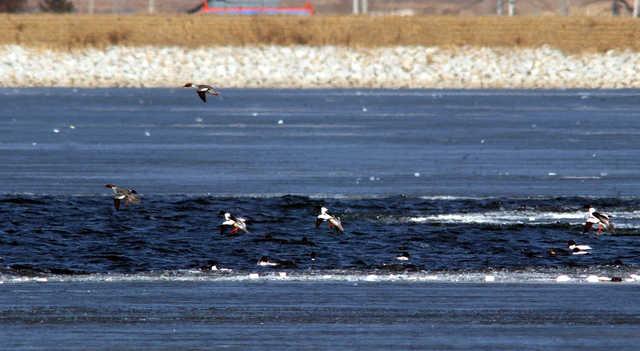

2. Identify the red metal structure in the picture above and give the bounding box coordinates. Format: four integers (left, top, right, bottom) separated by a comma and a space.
199, 0, 314, 15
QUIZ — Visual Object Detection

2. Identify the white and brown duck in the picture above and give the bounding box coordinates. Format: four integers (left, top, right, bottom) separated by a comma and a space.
219, 211, 249, 235
184, 83, 220, 103
104, 184, 140, 210
315, 206, 344, 234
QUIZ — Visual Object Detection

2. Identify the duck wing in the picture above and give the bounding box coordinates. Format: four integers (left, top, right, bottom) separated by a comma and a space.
329, 217, 344, 233
235, 218, 249, 233
593, 212, 610, 224
197, 91, 207, 103
126, 191, 140, 204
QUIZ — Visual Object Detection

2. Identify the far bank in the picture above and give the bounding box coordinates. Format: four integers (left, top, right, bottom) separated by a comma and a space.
1, 15, 640, 53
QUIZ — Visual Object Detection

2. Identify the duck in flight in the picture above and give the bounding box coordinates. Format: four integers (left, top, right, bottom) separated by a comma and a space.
183, 83, 220, 103
104, 184, 140, 210
219, 211, 248, 235
583, 205, 614, 234
315, 206, 344, 234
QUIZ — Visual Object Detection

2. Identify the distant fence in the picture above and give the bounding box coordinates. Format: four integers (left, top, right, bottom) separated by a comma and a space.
348, 0, 640, 17
10, 0, 640, 16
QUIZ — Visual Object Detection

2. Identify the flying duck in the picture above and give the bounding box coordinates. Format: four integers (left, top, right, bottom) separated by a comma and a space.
104, 184, 139, 210
583, 205, 614, 234
184, 83, 220, 103
315, 206, 344, 233
219, 211, 248, 235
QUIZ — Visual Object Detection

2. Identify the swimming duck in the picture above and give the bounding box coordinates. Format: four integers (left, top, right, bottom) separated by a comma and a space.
183, 83, 220, 103
104, 184, 139, 210
315, 206, 344, 233
257, 256, 279, 267
583, 205, 614, 234
567, 240, 591, 255
219, 211, 248, 235
396, 252, 410, 261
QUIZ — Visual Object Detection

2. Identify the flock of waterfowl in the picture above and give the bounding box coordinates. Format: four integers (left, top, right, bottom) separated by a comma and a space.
103, 83, 616, 260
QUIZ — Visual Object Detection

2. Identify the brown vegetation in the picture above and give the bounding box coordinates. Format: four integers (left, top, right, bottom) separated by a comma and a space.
1, 15, 640, 53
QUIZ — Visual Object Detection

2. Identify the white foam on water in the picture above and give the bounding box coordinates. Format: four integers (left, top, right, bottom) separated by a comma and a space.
1, 270, 638, 285
408, 210, 640, 228
418, 195, 496, 200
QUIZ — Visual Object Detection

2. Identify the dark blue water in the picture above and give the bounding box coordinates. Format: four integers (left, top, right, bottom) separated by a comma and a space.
2, 194, 640, 277
2, 89, 640, 349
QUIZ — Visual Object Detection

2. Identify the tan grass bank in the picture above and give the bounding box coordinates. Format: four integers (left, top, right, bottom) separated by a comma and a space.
1, 15, 640, 53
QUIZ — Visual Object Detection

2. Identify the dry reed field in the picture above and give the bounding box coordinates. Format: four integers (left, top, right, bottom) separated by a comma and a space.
1, 15, 640, 53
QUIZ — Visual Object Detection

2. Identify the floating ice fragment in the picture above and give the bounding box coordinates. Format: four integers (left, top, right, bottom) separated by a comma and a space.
252, 112, 259, 117
548, 172, 557, 176
484, 275, 495, 282
414, 172, 421, 177
556, 275, 571, 282
480, 139, 485, 144
277, 119, 284, 125
600, 172, 608, 177
249, 273, 259, 279
592, 153, 597, 158
69, 125, 76, 129
52, 128, 60, 134
144, 131, 151, 137
362, 107, 368, 112
195, 117, 203, 123
278, 272, 287, 278
31, 142, 37, 146
586, 275, 599, 283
